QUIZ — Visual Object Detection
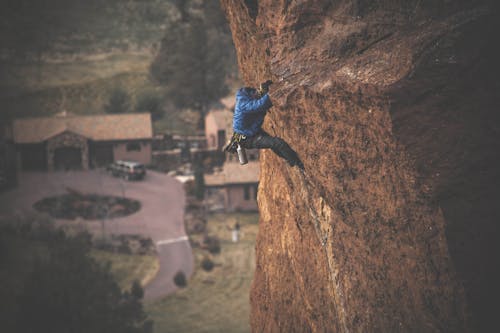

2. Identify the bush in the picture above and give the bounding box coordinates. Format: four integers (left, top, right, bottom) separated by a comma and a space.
201, 257, 214, 272
184, 180, 196, 197
203, 235, 220, 254
194, 167, 205, 200
117, 241, 132, 255
135, 90, 164, 121
1, 216, 152, 332
93, 238, 115, 252
104, 87, 131, 114
173, 271, 187, 288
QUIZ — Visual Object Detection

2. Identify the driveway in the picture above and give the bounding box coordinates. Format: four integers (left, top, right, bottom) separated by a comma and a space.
0, 169, 193, 301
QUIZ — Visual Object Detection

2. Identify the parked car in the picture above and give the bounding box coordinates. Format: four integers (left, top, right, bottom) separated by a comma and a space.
106, 160, 146, 180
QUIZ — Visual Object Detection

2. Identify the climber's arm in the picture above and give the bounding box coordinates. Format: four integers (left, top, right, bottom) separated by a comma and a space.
241, 93, 273, 114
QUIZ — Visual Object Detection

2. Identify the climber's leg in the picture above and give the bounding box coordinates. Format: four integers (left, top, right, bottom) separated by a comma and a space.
242, 130, 304, 169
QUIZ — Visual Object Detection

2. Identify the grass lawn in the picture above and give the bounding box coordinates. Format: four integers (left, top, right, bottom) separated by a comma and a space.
146, 213, 259, 333
91, 250, 159, 292
1, 52, 152, 91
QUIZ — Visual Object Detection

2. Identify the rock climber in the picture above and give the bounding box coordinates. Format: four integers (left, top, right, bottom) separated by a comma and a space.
225, 80, 304, 170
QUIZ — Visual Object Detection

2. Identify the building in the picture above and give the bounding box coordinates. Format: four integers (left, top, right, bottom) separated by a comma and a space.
205, 108, 233, 151
12, 113, 153, 171
204, 161, 259, 212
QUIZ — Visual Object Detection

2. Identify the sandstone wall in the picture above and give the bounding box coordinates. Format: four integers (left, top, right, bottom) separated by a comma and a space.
221, 1, 500, 332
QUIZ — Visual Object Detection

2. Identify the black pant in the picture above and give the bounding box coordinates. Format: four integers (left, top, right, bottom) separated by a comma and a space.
241, 130, 304, 169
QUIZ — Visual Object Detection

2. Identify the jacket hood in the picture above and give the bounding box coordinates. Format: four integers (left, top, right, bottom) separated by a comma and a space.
236, 87, 257, 100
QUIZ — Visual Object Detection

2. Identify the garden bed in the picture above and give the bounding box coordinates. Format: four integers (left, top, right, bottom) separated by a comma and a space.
33, 189, 141, 220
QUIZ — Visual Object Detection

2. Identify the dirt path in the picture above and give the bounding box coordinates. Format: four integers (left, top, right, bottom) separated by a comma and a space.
0, 169, 193, 301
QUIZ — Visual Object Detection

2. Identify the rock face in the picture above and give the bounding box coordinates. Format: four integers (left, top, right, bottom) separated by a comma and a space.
220, 1, 500, 332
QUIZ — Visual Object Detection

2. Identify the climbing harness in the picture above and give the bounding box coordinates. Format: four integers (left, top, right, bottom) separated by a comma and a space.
224, 133, 245, 153
224, 133, 248, 165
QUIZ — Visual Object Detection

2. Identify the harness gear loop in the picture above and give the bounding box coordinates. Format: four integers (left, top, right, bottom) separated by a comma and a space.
233, 133, 246, 143
223, 133, 247, 154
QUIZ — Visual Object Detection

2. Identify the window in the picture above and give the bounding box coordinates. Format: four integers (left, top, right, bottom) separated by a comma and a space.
244, 185, 250, 201
254, 184, 258, 200
126, 142, 141, 152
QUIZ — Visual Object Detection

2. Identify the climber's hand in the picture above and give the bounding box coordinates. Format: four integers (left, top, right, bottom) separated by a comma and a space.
258, 80, 273, 95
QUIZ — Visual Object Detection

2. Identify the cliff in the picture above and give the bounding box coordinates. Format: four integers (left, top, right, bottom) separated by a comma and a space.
220, 1, 500, 332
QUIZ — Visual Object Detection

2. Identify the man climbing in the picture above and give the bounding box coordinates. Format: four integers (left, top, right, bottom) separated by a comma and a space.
225, 80, 304, 170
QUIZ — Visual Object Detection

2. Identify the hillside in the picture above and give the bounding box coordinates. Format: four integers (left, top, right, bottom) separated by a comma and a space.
221, 0, 500, 332
0, 0, 172, 122
0, 0, 228, 135
1, 65, 150, 118
0, 0, 172, 58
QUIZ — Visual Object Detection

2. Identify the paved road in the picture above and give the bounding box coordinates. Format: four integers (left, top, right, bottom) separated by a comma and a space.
0, 170, 193, 302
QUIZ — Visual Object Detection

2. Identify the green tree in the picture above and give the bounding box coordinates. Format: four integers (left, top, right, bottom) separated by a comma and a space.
105, 87, 131, 114
1, 220, 152, 333
194, 164, 205, 200
150, 1, 235, 124
136, 91, 164, 121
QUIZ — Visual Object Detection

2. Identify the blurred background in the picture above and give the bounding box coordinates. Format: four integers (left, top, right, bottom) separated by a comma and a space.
0, 1, 258, 332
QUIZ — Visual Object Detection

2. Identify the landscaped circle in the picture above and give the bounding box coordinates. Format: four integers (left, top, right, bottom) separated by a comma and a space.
34, 193, 141, 220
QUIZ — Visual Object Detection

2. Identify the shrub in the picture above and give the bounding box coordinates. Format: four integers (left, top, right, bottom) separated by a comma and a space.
201, 257, 214, 272
104, 87, 131, 114
173, 271, 187, 288
203, 235, 220, 254
93, 238, 115, 252
117, 240, 132, 254
2, 216, 152, 332
135, 90, 164, 121
184, 180, 196, 196
194, 167, 205, 200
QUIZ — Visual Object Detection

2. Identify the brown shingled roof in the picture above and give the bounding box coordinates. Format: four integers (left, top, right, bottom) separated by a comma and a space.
205, 161, 260, 186
13, 113, 152, 143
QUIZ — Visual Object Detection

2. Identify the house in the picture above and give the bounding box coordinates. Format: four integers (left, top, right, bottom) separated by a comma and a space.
205, 108, 233, 151
204, 161, 259, 212
12, 113, 153, 171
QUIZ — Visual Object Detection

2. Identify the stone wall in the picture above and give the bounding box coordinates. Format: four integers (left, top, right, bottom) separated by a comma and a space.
47, 131, 89, 171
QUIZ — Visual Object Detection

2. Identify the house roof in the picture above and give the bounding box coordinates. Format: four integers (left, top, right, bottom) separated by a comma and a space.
205, 161, 260, 186
12, 113, 152, 143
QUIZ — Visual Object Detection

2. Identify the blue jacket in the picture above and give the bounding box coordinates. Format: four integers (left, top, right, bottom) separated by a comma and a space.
233, 88, 273, 137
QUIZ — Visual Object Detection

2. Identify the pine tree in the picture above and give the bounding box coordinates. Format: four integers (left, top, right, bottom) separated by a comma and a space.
150, 1, 234, 119
104, 87, 131, 114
